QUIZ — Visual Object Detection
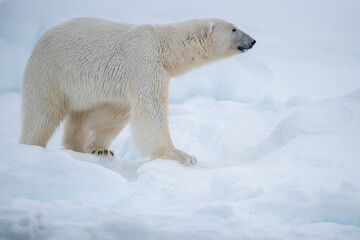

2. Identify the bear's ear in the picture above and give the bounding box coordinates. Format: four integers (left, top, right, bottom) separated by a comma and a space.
202, 22, 214, 38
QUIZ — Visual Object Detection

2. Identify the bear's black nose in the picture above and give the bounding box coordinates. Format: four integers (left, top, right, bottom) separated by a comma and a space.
251, 40, 256, 46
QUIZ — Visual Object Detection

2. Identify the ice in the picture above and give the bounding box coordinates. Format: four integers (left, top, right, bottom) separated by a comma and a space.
1, 0, 360, 239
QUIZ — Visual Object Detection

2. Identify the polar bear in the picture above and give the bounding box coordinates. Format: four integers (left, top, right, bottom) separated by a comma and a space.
20, 17, 256, 165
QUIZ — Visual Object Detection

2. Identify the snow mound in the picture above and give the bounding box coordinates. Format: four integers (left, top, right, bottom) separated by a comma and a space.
271, 99, 352, 144
0, 143, 129, 207
231, 98, 353, 164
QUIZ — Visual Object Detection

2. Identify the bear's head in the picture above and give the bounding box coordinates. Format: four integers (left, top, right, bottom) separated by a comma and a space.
162, 19, 256, 77
200, 19, 256, 59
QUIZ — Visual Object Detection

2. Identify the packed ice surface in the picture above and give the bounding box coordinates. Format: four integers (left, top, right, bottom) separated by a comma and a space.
1, 0, 360, 239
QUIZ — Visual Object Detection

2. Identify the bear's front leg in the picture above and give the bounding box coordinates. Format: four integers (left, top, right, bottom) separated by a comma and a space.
130, 83, 197, 166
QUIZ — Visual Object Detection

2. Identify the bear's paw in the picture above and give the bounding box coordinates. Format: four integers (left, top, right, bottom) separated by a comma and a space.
162, 149, 197, 166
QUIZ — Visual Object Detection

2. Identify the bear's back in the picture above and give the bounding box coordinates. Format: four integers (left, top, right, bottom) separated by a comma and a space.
32, 18, 134, 59
24, 18, 165, 110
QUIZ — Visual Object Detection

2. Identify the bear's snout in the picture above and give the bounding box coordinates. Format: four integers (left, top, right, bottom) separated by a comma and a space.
237, 37, 256, 52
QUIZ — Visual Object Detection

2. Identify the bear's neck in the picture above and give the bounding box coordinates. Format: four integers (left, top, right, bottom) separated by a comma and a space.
156, 25, 215, 78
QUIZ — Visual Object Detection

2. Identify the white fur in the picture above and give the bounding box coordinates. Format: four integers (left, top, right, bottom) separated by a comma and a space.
20, 17, 254, 165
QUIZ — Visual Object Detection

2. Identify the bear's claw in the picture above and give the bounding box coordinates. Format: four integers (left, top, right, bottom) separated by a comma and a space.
91, 148, 114, 157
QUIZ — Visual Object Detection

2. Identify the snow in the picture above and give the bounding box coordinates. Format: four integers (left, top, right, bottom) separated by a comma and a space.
1, 0, 360, 239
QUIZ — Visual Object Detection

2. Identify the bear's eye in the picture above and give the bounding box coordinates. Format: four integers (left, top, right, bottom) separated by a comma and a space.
232, 28, 237, 32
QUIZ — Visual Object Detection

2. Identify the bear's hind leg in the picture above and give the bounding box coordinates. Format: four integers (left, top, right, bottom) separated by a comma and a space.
20, 96, 67, 147
63, 104, 130, 157
84, 104, 130, 157
63, 110, 89, 152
